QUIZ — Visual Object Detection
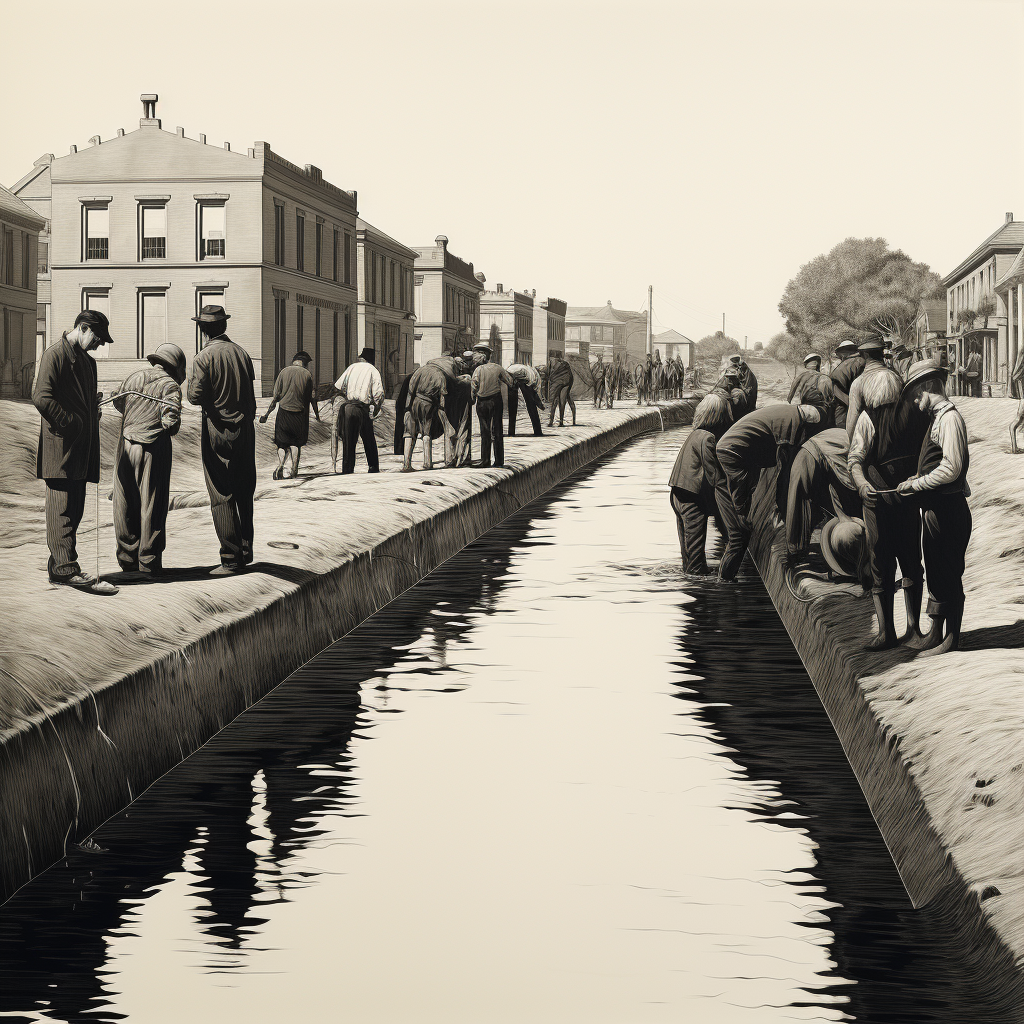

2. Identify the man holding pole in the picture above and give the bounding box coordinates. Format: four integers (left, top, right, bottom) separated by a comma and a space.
32, 309, 118, 594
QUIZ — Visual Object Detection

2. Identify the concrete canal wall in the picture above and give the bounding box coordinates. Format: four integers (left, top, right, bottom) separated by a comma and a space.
747, 396, 1024, 989
0, 400, 693, 902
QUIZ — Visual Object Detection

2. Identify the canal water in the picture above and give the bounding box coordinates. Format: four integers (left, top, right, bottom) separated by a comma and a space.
0, 429, 1003, 1023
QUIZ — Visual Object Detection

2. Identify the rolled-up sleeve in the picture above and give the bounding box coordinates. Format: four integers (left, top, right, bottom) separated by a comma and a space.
847, 412, 875, 471
912, 410, 967, 492
160, 380, 183, 436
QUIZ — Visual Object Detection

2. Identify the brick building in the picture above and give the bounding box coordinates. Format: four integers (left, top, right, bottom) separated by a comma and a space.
532, 296, 567, 363
565, 301, 647, 365
356, 218, 417, 396
479, 284, 535, 366
412, 235, 484, 365
11, 95, 359, 396
0, 183, 45, 399
942, 212, 1023, 392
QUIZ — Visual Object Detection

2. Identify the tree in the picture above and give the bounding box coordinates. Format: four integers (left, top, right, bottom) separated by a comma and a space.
695, 331, 742, 366
753, 341, 763, 352
779, 237, 943, 360
765, 331, 809, 376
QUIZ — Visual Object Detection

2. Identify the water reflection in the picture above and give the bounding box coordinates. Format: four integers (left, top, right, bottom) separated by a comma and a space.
0, 430, 1018, 1023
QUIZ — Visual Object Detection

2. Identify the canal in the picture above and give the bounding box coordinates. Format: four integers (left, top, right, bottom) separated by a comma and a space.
0, 428, 1003, 1022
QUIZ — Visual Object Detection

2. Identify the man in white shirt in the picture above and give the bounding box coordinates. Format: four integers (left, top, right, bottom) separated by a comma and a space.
506, 362, 544, 437
332, 347, 385, 474
896, 359, 972, 655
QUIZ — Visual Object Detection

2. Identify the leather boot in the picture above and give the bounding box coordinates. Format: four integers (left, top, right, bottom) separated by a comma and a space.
866, 592, 898, 650
901, 581, 925, 643
922, 602, 964, 657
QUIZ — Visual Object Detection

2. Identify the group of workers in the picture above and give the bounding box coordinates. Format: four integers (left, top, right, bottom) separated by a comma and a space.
669, 337, 972, 656
30, 307, 571, 595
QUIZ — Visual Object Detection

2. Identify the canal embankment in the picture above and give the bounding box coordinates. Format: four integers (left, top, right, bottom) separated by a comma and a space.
747, 394, 1024, 971
0, 397, 693, 901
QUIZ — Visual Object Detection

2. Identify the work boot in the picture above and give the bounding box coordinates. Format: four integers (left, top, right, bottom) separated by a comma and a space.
901, 581, 925, 644
921, 602, 964, 657
866, 592, 898, 650
907, 614, 944, 652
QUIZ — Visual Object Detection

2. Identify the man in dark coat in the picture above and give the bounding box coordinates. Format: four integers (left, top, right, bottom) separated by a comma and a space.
32, 309, 116, 593
830, 339, 864, 429
187, 305, 257, 575
668, 393, 734, 575
590, 353, 607, 408
260, 351, 320, 479
715, 393, 828, 579
710, 367, 748, 421
111, 342, 185, 575
546, 351, 576, 426
729, 354, 758, 411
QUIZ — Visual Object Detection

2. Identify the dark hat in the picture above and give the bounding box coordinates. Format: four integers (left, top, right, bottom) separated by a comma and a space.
192, 304, 231, 323
902, 357, 947, 391
292, 351, 312, 364
728, 353, 742, 364
858, 335, 886, 352
820, 517, 866, 580
74, 308, 114, 346
359, 347, 375, 363
147, 342, 186, 377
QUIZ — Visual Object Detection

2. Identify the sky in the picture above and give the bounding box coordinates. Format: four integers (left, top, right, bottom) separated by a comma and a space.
3, 0, 1022, 346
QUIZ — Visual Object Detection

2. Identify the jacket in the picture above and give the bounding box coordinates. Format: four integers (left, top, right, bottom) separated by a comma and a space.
668, 428, 722, 506
113, 366, 182, 445
717, 404, 821, 468
33, 334, 100, 482
187, 335, 257, 429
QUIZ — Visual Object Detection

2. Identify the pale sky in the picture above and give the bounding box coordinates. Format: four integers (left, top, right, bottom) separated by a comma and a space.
3, 0, 1022, 345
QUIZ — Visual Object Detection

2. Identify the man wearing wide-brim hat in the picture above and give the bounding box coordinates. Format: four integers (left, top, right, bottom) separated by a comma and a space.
895, 359, 972, 655
260, 350, 320, 480
111, 343, 186, 576
187, 305, 258, 574
845, 333, 897, 442
787, 352, 834, 417
829, 339, 865, 430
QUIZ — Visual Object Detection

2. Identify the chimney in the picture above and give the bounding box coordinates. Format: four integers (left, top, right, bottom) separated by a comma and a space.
140, 93, 160, 128
69, 145, 77, 154
1007, 212, 1014, 223
224, 141, 231, 151
435, 234, 448, 252
89, 135, 100, 146
116, 129, 125, 137
199, 134, 206, 145
497, 283, 503, 293
532, 289, 536, 297
176, 126, 184, 138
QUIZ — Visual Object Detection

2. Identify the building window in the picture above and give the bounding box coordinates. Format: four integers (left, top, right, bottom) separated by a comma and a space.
196, 290, 224, 353
138, 291, 167, 357
390, 261, 396, 309
344, 233, 352, 284
314, 307, 321, 384
274, 296, 287, 373
381, 256, 388, 305
141, 205, 167, 259
274, 203, 285, 266
198, 203, 226, 259
296, 303, 304, 353
332, 228, 339, 283
37, 240, 48, 275
315, 222, 323, 277
333, 311, 339, 377
84, 205, 109, 261
296, 214, 305, 272
369, 250, 377, 304
344, 310, 352, 364
83, 289, 111, 359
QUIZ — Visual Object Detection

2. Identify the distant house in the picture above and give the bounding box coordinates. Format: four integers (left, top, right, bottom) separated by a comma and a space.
652, 328, 695, 368
0, 182, 46, 399
942, 212, 1024, 391
995, 248, 1024, 392
913, 300, 947, 360
565, 301, 647, 365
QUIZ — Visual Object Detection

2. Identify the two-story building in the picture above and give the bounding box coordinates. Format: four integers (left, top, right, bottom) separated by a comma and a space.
356, 218, 417, 396
532, 296, 567, 363
478, 285, 536, 366
14, 94, 359, 396
412, 235, 484, 365
0, 183, 45, 399
996, 248, 1024, 393
565, 301, 647, 366
8, 155, 51, 364
912, 300, 947, 361
942, 212, 1023, 392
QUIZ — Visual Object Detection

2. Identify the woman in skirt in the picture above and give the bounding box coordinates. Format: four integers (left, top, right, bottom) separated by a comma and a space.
260, 351, 321, 479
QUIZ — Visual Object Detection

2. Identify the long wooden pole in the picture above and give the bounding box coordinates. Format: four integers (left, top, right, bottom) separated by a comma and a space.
646, 285, 653, 357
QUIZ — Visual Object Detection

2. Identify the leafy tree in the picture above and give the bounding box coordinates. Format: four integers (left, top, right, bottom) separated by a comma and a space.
695, 331, 742, 365
779, 237, 943, 360
765, 331, 809, 376
753, 341, 763, 352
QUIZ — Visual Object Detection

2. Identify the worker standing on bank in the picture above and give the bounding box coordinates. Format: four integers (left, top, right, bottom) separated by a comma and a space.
187, 305, 257, 575
333, 347, 385, 474
830, 339, 864, 429
846, 334, 897, 441
471, 343, 514, 467
730, 353, 758, 411
506, 361, 545, 437
896, 360, 972, 656
547, 350, 577, 427
260, 351, 320, 480
32, 309, 117, 594
788, 352, 830, 404
111, 343, 185, 576
591, 353, 607, 408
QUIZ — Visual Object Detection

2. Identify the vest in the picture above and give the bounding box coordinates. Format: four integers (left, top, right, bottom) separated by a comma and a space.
916, 410, 969, 495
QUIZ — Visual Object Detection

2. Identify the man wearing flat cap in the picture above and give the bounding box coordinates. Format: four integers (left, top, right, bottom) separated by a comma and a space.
187, 305, 258, 575
261, 351, 320, 480
32, 309, 115, 593
111, 343, 185, 575
333, 347, 385, 474
471, 343, 514, 468
830, 339, 865, 430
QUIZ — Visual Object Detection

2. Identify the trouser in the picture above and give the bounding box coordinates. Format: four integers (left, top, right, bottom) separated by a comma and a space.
593, 379, 606, 407
716, 483, 750, 581
921, 493, 972, 615
476, 394, 504, 466
784, 449, 861, 556
548, 383, 572, 425
202, 418, 256, 567
508, 382, 543, 436
114, 434, 172, 571
445, 382, 473, 466
716, 445, 761, 523
863, 495, 923, 596
340, 400, 379, 474
44, 479, 87, 580
670, 487, 713, 573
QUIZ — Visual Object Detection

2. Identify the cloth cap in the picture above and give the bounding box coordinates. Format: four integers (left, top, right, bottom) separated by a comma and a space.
192, 304, 231, 323
146, 343, 186, 377
473, 343, 491, 354
74, 308, 114, 345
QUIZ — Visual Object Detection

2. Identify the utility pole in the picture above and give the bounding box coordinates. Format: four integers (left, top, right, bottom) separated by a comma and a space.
646, 285, 653, 357
744, 335, 747, 351
722, 313, 726, 336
